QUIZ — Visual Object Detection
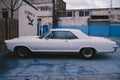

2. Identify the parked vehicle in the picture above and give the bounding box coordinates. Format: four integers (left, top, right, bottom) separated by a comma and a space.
5, 29, 118, 59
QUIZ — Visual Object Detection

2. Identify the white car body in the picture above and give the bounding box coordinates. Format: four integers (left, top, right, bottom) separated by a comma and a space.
5, 29, 118, 58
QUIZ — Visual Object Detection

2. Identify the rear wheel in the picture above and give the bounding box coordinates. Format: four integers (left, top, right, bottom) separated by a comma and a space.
80, 48, 96, 59
14, 47, 30, 58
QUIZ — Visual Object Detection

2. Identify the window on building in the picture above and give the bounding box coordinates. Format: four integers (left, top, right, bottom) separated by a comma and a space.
62, 12, 66, 17
79, 11, 84, 16
67, 12, 72, 17
2, 8, 8, 18
79, 10, 89, 17
91, 16, 109, 19
38, 6, 50, 11
41, 6, 47, 11
85, 11, 89, 16
57, 11, 72, 17
57, 12, 62, 17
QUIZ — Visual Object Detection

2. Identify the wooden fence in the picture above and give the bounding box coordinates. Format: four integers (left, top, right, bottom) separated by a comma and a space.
0, 18, 18, 51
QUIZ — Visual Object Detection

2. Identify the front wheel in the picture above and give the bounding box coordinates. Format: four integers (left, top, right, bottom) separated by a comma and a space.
80, 48, 96, 59
14, 47, 30, 58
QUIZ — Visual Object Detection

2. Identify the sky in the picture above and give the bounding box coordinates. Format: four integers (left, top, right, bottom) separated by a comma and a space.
63, 0, 120, 9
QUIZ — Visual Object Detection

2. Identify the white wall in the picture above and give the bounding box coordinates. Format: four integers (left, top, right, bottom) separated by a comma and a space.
91, 9, 109, 15
36, 3, 53, 26
19, 3, 37, 36
59, 17, 89, 26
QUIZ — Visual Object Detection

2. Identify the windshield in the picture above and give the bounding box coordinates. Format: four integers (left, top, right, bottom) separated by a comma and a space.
39, 31, 49, 39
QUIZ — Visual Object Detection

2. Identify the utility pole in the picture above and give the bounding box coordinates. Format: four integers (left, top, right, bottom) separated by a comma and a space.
110, 0, 112, 8
52, 0, 58, 28
109, 0, 112, 36
109, 0, 112, 21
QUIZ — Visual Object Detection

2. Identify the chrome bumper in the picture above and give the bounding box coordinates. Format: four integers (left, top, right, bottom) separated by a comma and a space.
113, 47, 118, 53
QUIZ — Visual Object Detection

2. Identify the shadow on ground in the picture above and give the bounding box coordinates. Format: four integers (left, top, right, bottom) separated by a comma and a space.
10, 52, 113, 61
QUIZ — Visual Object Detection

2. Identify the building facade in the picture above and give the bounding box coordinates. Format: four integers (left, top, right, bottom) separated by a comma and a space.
1, 0, 120, 36
30, 0, 66, 34
58, 8, 120, 26
57, 8, 120, 36
58, 10, 89, 26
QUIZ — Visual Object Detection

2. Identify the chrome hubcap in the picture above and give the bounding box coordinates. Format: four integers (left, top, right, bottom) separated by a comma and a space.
83, 48, 93, 58
18, 48, 27, 57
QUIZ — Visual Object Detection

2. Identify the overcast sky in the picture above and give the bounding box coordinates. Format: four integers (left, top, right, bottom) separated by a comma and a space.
63, 0, 120, 9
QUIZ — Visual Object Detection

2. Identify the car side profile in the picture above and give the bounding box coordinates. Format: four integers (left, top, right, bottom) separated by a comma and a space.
5, 29, 118, 59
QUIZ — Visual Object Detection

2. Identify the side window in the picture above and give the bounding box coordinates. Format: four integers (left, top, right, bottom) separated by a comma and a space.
48, 31, 67, 39
67, 32, 78, 39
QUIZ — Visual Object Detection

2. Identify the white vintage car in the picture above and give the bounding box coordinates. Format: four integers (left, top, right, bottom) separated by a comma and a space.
5, 29, 118, 59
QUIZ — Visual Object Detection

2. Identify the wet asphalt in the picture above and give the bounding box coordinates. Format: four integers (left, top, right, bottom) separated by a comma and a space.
0, 37, 120, 80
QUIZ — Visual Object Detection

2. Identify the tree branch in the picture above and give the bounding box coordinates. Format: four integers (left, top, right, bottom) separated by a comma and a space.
13, 0, 18, 8
1, 0, 11, 9
13, 0, 23, 12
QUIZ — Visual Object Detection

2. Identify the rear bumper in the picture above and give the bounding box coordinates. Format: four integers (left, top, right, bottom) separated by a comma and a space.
113, 47, 118, 53
97, 47, 118, 54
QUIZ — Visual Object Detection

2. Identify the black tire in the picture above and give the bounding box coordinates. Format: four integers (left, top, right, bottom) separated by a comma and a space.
14, 47, 30, 58
80, 48, 96, 59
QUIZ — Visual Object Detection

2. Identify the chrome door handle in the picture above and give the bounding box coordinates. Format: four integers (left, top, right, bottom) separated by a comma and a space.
65, 40, 68, 42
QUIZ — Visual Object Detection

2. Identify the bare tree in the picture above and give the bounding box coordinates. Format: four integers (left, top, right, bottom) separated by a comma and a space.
1, 0, 23, 18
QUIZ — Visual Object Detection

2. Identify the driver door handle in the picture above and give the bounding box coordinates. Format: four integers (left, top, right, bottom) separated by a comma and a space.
65, 40, 68, 42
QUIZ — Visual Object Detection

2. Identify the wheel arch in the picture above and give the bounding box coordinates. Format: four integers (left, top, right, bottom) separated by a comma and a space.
80, 47, 97, 53
14, 46, 31, 52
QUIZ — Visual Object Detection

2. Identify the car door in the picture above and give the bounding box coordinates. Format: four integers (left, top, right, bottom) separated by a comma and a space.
38, 31, 68, 52
66, 31, 80, 52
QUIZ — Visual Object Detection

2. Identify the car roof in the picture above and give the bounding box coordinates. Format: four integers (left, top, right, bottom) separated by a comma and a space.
50, 28, 80, 32
50, 28, 90, 39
